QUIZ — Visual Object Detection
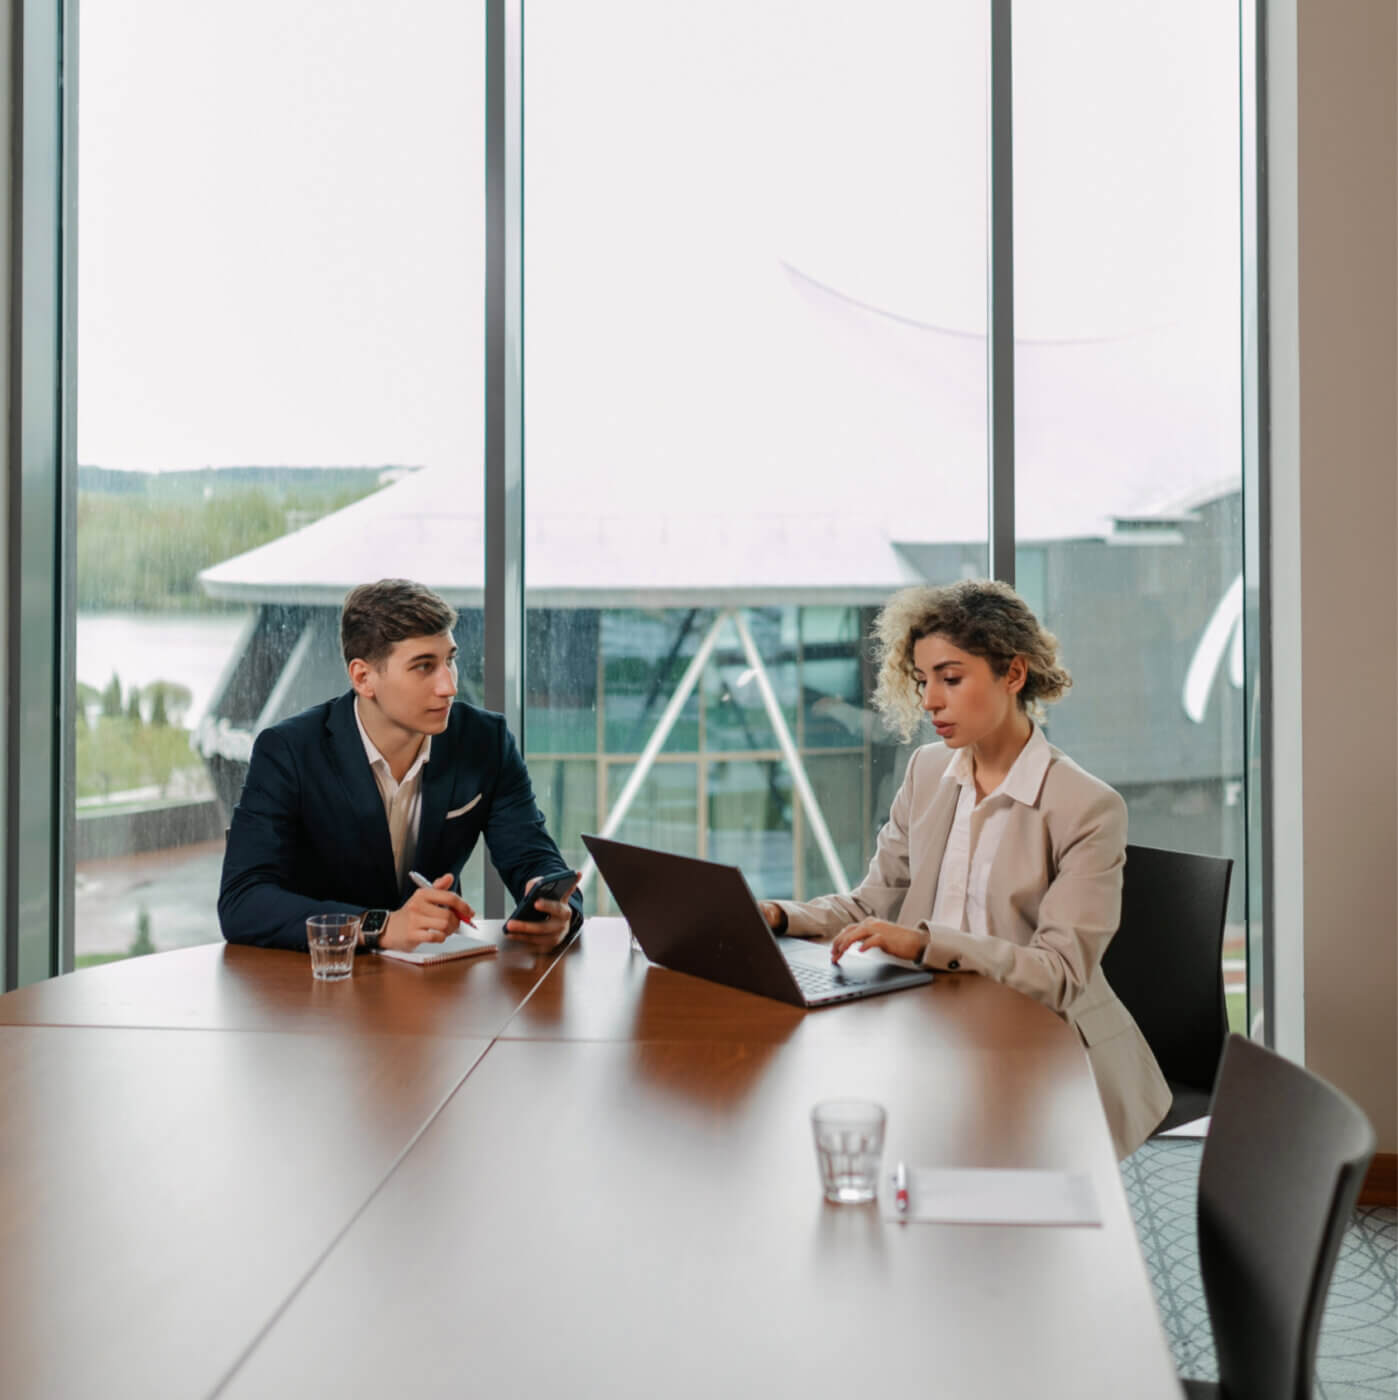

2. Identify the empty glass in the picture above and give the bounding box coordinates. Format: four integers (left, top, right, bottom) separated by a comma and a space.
307, 914, 360, 981
811, 1099, 887, 1204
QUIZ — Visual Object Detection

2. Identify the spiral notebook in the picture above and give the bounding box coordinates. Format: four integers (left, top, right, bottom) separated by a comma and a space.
377, 926, 500, 967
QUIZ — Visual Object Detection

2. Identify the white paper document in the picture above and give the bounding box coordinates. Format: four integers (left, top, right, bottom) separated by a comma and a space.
882, 1167, 1102, 1227
376, 925, 500, 967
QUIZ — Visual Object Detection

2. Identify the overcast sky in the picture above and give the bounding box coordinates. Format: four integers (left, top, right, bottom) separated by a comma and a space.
77, 1, 1240, 530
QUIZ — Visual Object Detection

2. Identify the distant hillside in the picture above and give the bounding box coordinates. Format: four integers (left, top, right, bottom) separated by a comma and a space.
76, 466, 417, 611
78, 464, 417, 503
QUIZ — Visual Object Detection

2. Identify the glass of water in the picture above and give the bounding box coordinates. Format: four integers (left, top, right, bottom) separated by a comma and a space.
811, 1099, 887, 1204
307, 914, 360, 981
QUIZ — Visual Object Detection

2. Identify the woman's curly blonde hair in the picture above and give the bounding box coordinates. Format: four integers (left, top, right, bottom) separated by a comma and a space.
871, 579, 1071, 742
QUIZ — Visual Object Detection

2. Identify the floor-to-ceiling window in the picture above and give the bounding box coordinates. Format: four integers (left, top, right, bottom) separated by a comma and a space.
523, 0, 989, 910
24, 3, 1256, 1023
71, 1, 484, 964
519, 0, 1251, 1022
1013, 1, 1248, 1026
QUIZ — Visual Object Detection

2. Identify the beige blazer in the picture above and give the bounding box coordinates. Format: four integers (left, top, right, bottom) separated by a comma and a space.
775, 740, 1171, 1158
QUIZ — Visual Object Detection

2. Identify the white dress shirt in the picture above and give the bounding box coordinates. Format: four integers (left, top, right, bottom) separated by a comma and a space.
928, 722, 1052, 937
354, 699, 432, 892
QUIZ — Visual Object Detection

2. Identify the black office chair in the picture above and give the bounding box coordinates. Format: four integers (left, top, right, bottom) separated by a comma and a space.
1101, 843, 1233, 1132
1182, 1034, 1375, 1399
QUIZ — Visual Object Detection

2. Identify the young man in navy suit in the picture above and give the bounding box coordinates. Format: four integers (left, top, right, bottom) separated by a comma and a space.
219, 578, 582, 954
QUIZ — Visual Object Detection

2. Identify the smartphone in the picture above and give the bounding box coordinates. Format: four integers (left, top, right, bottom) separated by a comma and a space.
507, 869, 579, 924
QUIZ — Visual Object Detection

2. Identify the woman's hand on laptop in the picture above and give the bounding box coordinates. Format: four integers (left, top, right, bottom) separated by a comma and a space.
759, 901, 788, 933
830, 919, 929, 965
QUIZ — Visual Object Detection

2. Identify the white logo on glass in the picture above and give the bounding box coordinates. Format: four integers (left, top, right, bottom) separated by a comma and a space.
1183, 574, 1244, 724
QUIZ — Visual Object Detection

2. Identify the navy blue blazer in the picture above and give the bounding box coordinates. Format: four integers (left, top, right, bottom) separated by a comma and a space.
218, 692, 583, 951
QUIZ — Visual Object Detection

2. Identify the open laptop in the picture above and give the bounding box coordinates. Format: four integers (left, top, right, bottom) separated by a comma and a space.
581, 833, 935, 1008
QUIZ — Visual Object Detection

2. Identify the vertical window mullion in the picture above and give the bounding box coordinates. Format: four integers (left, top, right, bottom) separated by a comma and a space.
1240, 0, 1272, 1046
484, 0, 525, 917
58, 0, 79, 976
5, 0, 67, 989
988, 0, 1015, 586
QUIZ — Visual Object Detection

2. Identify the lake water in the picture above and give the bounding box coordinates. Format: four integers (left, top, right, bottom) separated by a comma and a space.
76, 610, 252, 726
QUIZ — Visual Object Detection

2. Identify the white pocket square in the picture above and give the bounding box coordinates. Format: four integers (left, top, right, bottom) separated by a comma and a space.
446, 795, 483, 820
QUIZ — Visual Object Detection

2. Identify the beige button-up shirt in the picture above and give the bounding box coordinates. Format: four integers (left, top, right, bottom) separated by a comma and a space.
930, 724, 1053, 936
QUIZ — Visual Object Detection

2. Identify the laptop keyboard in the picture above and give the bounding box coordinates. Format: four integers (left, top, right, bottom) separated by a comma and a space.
785, 959, 852, 999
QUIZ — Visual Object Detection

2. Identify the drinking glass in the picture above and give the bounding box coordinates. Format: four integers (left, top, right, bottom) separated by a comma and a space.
307, 914, 360, 981
811, 1099, 887, 1204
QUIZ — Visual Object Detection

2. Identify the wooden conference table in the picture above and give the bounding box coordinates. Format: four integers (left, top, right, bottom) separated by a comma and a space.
0, 918, 1182, 1399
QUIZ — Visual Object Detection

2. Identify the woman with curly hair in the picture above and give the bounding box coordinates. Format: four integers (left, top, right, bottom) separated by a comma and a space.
761, 578, 1169, 1158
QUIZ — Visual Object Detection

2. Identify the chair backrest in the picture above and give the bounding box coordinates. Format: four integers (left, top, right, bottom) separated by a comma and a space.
1197, 1034, 1375, 1400
1100, 843, 1233, 1093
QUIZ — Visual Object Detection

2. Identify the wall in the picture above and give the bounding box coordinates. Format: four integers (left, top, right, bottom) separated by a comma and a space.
0, 0, 11, 992
1272, 0, 1398, 1152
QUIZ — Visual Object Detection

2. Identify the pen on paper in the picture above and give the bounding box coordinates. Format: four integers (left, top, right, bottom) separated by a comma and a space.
895, 1160, 909, 1214
409, 870, 477, 928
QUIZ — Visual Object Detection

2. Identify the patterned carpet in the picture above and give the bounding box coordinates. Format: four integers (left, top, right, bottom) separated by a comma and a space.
1123, 1139, 1398, 1398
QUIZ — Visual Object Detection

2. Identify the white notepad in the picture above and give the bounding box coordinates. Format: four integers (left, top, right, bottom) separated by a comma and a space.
377, 928, 499, 967
882, 1167, 1101, 1227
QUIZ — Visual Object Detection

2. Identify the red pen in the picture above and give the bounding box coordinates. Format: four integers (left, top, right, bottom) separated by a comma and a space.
895, 1160, 909, 1213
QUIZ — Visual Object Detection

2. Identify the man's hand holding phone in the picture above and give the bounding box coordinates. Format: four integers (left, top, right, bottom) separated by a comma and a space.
504, 870, 579, 953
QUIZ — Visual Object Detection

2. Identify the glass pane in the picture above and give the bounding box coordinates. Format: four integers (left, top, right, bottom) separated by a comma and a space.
526, 610, 599, 755
801, 753, 869, 902
703, 611, 797, 755
74, 3, 484, 964
604, 763, 699, 855
1013, 3, 1247, 1023
530, 758, 599, 876
599, 610, 703, 756
800, 607, 870, 751
596, 761, 699, 915
707, 760, 793, 901
524, 0, 989, 911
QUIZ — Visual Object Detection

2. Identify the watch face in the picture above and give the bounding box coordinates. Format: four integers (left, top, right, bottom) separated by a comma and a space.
361, 909, 389, 935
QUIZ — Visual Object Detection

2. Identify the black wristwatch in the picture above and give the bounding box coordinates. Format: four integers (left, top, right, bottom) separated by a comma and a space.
360, 908, 390, 952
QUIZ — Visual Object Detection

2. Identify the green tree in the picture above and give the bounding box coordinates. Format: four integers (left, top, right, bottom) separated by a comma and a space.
136, 721, 193, 796
74, 682, 97, 732
126, 688, 143, 724
75, 478, 384, 612
77, 716, 160, 799
145, 680, 191, 727
128, 906, 156, 958
101, 673, 123, 718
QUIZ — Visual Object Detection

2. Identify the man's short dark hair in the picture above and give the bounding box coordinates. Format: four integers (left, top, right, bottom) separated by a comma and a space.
340, 579, 458, 667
